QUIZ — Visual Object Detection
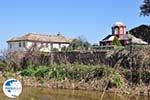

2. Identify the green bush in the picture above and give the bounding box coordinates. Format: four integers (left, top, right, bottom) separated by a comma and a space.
20, 65, 49, 77
111, 73, 122, 88
20, 64, 114, 81
112, 36, 122, 46
34, 66, 49, 78
20, 67, 34, 76
49, 65, 67, 80
0, 61, 7, 68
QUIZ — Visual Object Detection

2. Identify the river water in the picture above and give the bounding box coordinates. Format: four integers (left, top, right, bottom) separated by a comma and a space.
0, 87, 149, 100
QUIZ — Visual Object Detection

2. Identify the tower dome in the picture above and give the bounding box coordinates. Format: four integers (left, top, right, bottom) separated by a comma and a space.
114, 22, 125, 26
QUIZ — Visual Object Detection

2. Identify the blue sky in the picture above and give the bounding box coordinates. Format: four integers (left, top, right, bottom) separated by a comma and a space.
0, 0, 149, 49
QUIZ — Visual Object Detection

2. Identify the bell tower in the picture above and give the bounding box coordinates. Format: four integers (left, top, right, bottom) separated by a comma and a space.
112, 22, 126, 36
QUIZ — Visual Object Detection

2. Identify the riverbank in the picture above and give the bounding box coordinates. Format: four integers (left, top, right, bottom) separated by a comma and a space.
0, 64, 150, 97
22, 77, 150, 97
1, 86, 149, 100
0, 75, 150, 98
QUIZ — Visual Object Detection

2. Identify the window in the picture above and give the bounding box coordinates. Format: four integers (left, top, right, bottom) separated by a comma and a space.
23, 42, 26, 47
46, 43, 49, 47
10, 44, 12, 48
19, 42, 21, 47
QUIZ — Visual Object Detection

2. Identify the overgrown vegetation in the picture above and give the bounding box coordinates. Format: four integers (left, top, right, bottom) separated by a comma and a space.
19, 64, 125, 88
141, 71, 150, 84
20, 64, 112, 81
0, 42, 149, 91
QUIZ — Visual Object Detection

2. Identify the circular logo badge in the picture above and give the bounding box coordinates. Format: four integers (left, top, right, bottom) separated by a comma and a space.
2, 79, 22, 98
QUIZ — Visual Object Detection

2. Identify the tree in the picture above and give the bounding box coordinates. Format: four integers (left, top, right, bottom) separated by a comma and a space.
66, 37, 91, 51
0, 49, 8, 70
112, 36, 122, 46
129, 24, 150, 43
0, 49, 9, 62
140, 0, 150, 16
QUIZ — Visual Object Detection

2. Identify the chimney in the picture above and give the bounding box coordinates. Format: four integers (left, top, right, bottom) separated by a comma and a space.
57, 32, 62, 36
112, 27, 115, 35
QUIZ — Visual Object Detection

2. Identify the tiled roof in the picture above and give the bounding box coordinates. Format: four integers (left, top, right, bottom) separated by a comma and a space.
7, 33, 72, 43
102, 35, 115, 41
101, 34, 128, 42
126, 34, 148, 44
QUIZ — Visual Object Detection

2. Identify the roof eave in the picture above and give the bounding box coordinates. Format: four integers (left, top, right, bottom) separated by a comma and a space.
7, 40, 71, 44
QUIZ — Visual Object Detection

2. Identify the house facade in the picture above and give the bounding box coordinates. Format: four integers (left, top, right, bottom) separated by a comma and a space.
7, 33, 72, 52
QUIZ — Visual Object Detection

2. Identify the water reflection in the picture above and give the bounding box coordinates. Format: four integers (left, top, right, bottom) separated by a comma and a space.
0, 87, 149, 100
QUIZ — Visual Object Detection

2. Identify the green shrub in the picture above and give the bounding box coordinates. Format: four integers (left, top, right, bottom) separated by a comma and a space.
20, 64, 114, 81
111, 73, 122, 88
34, 66, 49, 78
49, 66, 67, 80
21, 65, 49, 77
0, 61, 7, 68
20, 68, 34, 76
112, 36, 122, 46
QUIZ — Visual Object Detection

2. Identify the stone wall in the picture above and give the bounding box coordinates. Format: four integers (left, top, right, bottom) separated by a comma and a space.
55, 51, 107, 65
105, 45, 150, 70
10, 45, 150, 71
24, 51, 107, 66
